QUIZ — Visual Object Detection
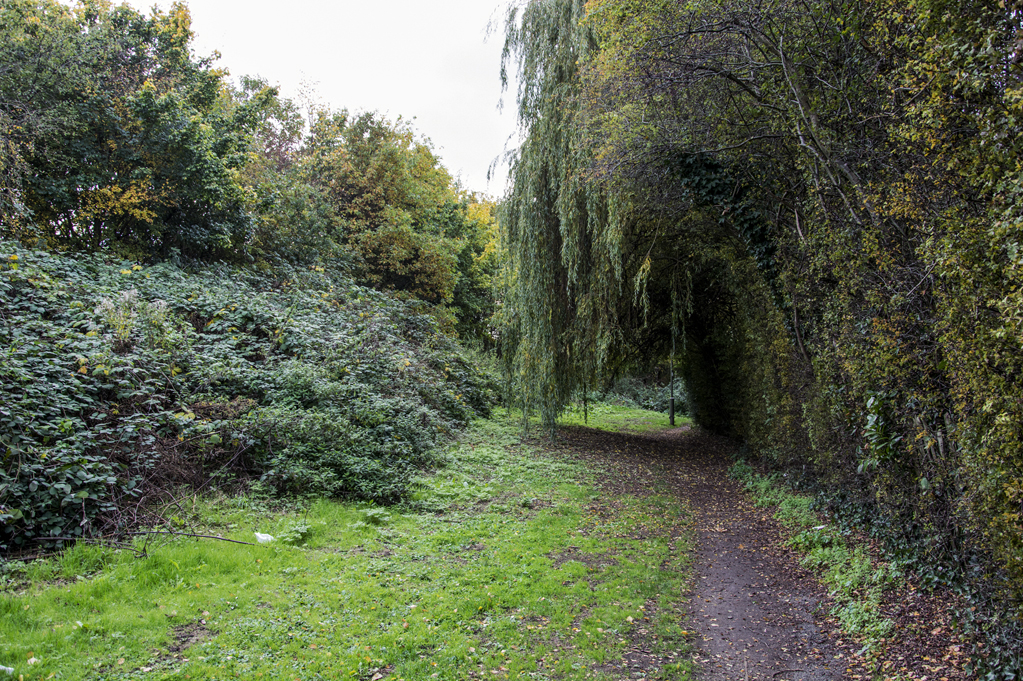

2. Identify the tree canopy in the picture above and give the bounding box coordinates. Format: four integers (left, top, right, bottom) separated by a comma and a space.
0, 0, 498, 344
0, 0, 267, 258
499, 0, 1023, 673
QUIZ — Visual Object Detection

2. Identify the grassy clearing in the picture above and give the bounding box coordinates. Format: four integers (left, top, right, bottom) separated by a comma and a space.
1, 410, 695, 681
728, 461, 898, 653
558, 403, 691, 434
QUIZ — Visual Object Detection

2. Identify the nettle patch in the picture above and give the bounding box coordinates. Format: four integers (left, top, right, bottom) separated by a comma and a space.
0, 242, 497, 553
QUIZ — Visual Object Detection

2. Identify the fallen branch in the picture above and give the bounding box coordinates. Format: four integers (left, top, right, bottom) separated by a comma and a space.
130, 530, 256, 546
31, 536, 146, 556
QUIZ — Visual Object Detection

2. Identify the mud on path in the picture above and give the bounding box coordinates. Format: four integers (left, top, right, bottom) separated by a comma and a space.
552, 424, 846, 680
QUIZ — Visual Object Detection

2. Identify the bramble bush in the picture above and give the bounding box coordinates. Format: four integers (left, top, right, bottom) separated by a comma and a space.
591, 377, 688, 415
0, 241, 496, 552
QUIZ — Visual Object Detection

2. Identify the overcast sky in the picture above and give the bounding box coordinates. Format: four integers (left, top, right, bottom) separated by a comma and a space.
120, 0, 520, 196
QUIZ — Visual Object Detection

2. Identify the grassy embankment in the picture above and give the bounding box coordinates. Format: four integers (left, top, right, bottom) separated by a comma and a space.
1, 407, 696, 681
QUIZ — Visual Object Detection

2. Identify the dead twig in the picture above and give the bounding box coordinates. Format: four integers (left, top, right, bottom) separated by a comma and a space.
130, 530, 256, 546
31, 536, 147, 556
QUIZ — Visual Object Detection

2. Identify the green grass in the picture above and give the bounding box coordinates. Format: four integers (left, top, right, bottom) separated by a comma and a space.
558, 402, 691, 434
1, 410, 695, 680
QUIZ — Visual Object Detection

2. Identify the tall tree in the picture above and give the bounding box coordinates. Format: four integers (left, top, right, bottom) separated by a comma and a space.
300, 109, 498, 339
499, 0, 619, 429
0, 0, 266, 259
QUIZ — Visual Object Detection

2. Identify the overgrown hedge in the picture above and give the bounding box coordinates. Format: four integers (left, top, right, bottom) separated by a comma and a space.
0, 242, 496, 552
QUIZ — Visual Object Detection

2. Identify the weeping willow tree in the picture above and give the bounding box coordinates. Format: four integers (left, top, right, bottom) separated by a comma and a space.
498, 0, 796, 440
498, 0, 690, 431
498, 0, 616, 431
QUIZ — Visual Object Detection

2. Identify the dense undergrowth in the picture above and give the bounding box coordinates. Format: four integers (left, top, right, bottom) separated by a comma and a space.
586, 378, 689, 417
0, 241, 496, 553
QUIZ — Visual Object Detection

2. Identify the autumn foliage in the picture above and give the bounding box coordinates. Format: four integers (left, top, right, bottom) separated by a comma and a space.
0, 0, 498, 344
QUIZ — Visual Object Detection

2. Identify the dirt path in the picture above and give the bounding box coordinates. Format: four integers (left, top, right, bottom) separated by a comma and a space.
662, 432, 844, 681
547, 422, 974, 681
554, 424, 846, 680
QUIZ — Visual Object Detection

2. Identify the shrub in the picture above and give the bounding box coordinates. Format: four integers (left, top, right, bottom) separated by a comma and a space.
0, 242, 496, 552
588, 377, 689, 414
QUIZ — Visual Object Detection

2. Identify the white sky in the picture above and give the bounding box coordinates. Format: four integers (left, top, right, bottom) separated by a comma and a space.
121, 0, 520, 196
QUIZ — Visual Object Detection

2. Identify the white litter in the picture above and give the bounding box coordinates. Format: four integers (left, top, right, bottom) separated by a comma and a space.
1, 665, 13, 675
254, 532, 274, 544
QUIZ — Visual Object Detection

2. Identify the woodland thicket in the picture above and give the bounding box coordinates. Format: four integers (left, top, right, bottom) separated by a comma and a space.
1, 3, 497, 554
498, 0, 1023, 674
0, 0, 498, 342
